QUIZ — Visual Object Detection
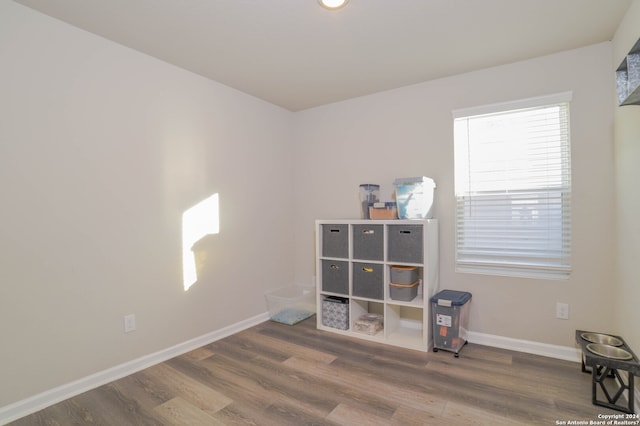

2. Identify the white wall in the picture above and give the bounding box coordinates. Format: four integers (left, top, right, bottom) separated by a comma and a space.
293, 42, 617, 347
0, 1, 294, 406
613, 0, 640, 354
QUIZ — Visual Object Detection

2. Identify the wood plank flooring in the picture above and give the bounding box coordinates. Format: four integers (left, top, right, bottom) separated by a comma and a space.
10, 317, 623, 425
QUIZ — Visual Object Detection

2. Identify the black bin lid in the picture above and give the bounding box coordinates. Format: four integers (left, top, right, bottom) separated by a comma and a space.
430, 290, 472, 306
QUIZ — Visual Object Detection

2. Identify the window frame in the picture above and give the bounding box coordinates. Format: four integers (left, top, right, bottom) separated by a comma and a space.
452, 92, 572, 280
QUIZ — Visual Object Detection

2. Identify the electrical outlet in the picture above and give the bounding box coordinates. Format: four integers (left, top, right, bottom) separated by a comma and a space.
124, 314, 136, 333
556, 303, 569, 320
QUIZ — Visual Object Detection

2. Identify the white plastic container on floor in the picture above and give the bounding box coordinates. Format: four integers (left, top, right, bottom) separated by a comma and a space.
265, 285, 316, 325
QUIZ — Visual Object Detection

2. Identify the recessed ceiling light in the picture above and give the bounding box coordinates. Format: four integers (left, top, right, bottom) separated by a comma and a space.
318, 0, 349, 10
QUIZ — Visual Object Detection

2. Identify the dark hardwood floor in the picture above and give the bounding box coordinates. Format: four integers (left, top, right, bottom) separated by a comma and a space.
10, 316, 622, 425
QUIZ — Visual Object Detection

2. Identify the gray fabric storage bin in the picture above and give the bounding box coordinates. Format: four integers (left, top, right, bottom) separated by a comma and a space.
389, 281, 419, 301
390, 265, 418, 284
352, 262, 384, 300
352, 224, 383, 261
322, 296, 349, 330
387, 224, 423, 263
321, 260, 349, 295
321, 224, 348, 258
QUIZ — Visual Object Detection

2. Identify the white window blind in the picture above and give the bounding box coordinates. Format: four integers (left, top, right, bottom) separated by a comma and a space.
453, 93, 572, 279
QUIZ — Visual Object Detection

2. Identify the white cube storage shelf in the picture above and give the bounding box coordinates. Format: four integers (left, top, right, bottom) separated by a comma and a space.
316, 219, 439, 352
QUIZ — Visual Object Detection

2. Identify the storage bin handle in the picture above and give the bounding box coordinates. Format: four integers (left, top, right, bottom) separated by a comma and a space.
362, 267, 374, 272
363, 229, 375, 234
400, 230, 411, 234
330, 264, 340, 270
390, 281, 418, 288
330, 228, 341, 233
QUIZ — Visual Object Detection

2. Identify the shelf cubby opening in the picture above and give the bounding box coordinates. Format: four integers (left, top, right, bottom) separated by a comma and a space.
351, 299, 384, 337
386, 305, 424, 348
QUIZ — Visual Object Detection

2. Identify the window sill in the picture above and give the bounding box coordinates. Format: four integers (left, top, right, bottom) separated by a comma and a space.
455, 265, 570, 281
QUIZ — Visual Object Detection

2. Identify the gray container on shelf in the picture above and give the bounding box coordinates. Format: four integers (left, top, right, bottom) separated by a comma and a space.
352, 224, 383, 260
389, 281, 419, 301
321, 224, 348, 258
387, 224, 424, 264
322, 296, 349, 330
321, 260, 349, 295
390, 265, 418, 284
352, 262, 384, 300
359, 184, 380, 219
617, 38, 640, 106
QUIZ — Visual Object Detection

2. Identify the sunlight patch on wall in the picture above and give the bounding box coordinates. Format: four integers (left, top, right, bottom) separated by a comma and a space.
182, 193, 219, 291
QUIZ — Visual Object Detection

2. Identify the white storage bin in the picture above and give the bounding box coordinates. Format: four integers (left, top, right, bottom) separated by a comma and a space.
394, 176, 436, 219
265, 285, 316, 325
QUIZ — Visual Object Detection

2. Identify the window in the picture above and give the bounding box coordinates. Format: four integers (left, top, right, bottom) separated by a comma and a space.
453, 92, 572, 279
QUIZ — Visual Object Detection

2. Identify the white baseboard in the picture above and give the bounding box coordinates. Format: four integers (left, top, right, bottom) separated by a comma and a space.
0, 312, 269, 425
467, 331, 582, 363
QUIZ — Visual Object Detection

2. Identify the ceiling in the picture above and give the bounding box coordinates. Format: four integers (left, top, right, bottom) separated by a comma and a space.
14, 0, 632, 111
